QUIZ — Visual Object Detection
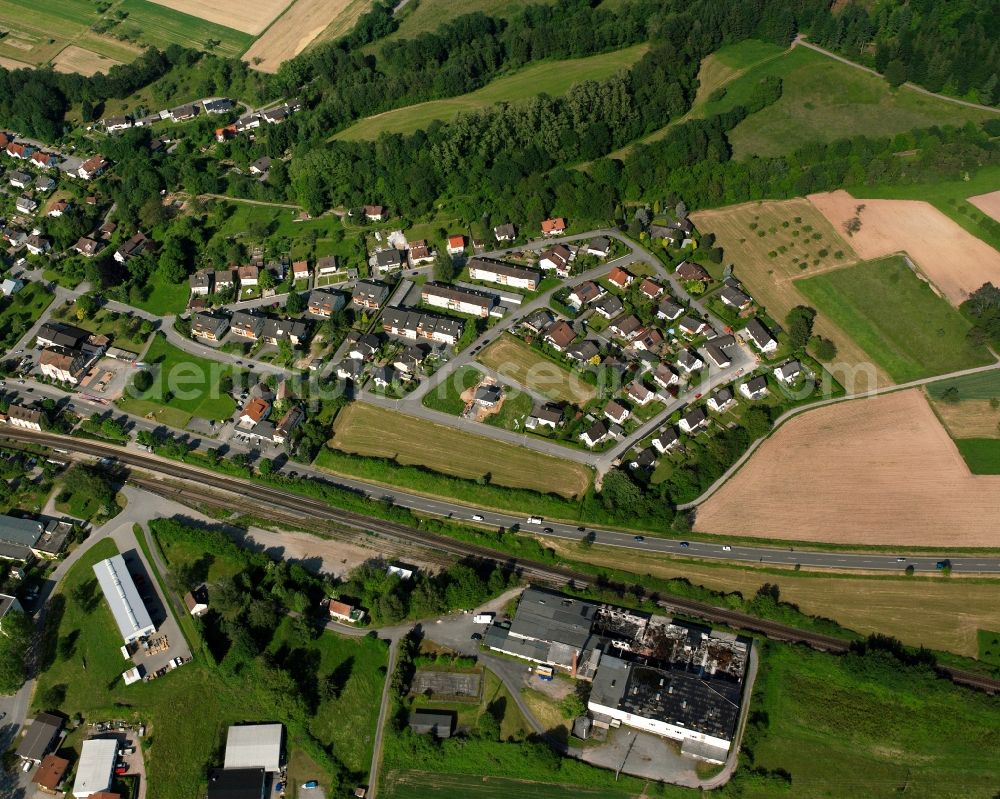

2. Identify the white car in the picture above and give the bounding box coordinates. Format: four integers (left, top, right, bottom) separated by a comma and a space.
472, 514, 484, 522
526, 516, 543, 525
722, 545, 732, 551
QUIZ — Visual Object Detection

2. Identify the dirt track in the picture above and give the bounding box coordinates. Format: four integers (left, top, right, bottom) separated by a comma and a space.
695, 389, 1000, 546
808, 190, 1000, 306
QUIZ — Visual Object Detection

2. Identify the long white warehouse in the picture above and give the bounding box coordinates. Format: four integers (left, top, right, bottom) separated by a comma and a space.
93, 554, 156, 644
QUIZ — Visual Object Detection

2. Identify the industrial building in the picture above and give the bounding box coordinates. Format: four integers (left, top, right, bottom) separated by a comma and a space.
72, 738, 118, 799
207, 767, 267, 799
0, 514, 46, 561
224, 724, 283, 773
92, 555, 156, 644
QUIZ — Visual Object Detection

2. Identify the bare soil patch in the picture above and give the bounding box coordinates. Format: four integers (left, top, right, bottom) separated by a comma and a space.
929, 396, 1000, 439
695, 389, 1000, 546
52, 45, 121, 76
808, 189, 1000, 306
145, 0, 292, 35
691, 199, 889, 392
0, 54, 31, 69
968, 190, 1000, 225
243, 0, 359, 72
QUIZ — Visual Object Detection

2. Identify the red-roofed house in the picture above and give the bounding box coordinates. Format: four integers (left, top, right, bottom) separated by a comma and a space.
447, 235, 465, 255
541, 217, 566, 236
292, 260, 309, 281
607, 266, 634, 289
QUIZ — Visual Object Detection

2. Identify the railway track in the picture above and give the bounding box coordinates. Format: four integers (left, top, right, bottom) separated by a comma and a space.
5, 429, 999, 694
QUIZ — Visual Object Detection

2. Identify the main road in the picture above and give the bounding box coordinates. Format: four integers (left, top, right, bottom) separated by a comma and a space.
4, 427, 999, 575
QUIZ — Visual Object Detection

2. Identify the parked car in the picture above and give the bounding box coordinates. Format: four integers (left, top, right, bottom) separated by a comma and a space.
633, 536, 644, 542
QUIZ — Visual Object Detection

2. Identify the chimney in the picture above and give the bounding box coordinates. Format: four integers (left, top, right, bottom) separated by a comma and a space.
571, 649, 578, 678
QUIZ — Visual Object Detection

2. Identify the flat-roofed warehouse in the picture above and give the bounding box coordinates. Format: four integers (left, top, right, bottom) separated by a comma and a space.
92, 554, 155, 644
72, 738, 118, 798
224, 724, 283, 773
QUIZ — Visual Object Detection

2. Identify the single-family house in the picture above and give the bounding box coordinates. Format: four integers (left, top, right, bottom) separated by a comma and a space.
373, 248, 405, 275
6, 141, 33, 159
407, 240, 435, 265
328, 599, 365, 624
335, 359, 363, 381
184, 585, 209, 617
15, 196, 37, 214
25, 234, 50, 255
568, 281, 604, 308
679, 406, 709, 434
474, 383, 502, 407
447, 235, 465, 255
34, 175, 55, 192
352, 279, 392, 311
114, 232, 147, 264
651, 427, 679, 454
544, 320, 577, 351
704, 342, 732, 368
467, 257, 540, 290
262, 318, 310, 346
273, 405, 304, 444
626, 381, 655, 406
261, 105, 289, 124
203, 98, 235, 114
739, 375, 769, 400
494, 223, 517, 241
638, 278, 663, 300
235, 112, 262, 131
364, 205, 385, 222
31, 150, 59, 169
525, 404, 562, 430
237, 264, 259, 287
541, 217, 566, 236
676, 348, 704, 374
213, 269, 235, 291
8, 170, 30, 189
73, 237, 99, 257
679, 315, 708, 337
720, 285, 752, 310
651, 362, 679, 390
745, 318, 778, 354
609, 314, 643, 341
32, 753, 69, 793
607, 266, 634, 289
657, 297, 684, 321
316, 255, 340, 278
538, 244, 573, 277
566, 339, 600, 363
189, 271, 212, 296
170, 104, 198, 122
349, 333, 380, 361
708, 386, 736, 412
47, 198, 68, 216
15, 712, 63, 766
372, 365, 399, 389
1, 277, 23, 296
586, 236, 611, 258
308, 290, 346, 317
604, 400, 630, 425
774, 360, 802, 384
192, 312, 230, 341
579, 419, 609, 448
249, 156, 271, 175
675, 261, 711, 283
632, 328, 664, 352
628, 447, 658, 471
77, 154, 109, 180
292, 260, 309, 282
239, 397, 271, 429
393, 344, 426, 375
593, 294, 624, 320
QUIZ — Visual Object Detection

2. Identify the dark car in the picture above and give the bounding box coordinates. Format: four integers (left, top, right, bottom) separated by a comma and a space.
543, 527, 553, 533
679, 541, 690, 547
633, 535, 644, 542
471, 632, 482, 641
936, 559, 951, 570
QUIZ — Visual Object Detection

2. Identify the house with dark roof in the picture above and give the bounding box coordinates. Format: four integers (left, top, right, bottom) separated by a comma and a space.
675, 261, 711, 283
739, 375, 769, 400
230, 310, 266, 340
708, 386, 736, 412
720, 285, 752, 310
604, 400, 630, 425
192, 312, 230, 341
262, 318, 310, 346
676, 348, 704, 374
678, 405, 709, 434
568, 281, 603, 308
566, 339, 600, 363
525, 404, 563, 430
15, 712, 63, 765
494, 223, 517, 241
538, 244, 573, 277
189, 271, 212, 296
579, 419, 609, 448
593, 294, 624, 320
744, 318, 778, 354
586, 236, 611, 257
352, 279, 391, 311
409, 710, 454, 739
114, 232, 147, 264
373, 248, 405, 275
657, 297, 684, 321
774, 360, 802, 384
651, 426, 679, 454
544, 320, 576, 351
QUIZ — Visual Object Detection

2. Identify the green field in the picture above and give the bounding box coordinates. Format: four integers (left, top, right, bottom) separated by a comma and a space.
334, 44, 649, 140
383, 773, 646, 799
116, 333, 238, 427
477, 334, 596, 405
927, 369, 1000, 401
385, 0, 555, 43
796, 257, 991, 382
117, 0, 251, 57
846, 165, 1000, 255
0, 281, 53, 349
705, 45, 991, 158
954, 438, 1000, 474
421, 365, 483, 415
978, 630, 1000, 668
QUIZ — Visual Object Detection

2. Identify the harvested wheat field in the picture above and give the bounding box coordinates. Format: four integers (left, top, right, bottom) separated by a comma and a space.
52, 45, 121, 77
146, 0, 292, 34
0, 55, 32, 70
244, 0, 365, 72
691, 199, 889, 391
969, 190, 1000, 225
928, 397, 1000, 439
809, 189, 1000, 306
695, 389, 1000, 546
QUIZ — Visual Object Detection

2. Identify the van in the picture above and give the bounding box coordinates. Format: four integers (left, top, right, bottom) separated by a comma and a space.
473, 613, 494, 624
526, 516, 543, 525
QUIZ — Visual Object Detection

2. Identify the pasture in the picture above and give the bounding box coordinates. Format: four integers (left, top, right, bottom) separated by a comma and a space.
809, 189, 1000, 307
694, 389, 1000, 546
326, 402, 592, 498
477, 334, 596, 405
689, 198, 889, 392
243, 0, 360, 72
795, 256, 991, 382
334, 44, 649, 140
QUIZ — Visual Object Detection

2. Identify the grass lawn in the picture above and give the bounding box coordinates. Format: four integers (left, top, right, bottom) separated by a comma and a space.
116, 333, 238, 428
978, 630, 1000, 668
421, 365, 483, 416
0, 281, 53, 348
322, 402, 592, 499
796, 256, 991, 382
131, 268, 191, 316
927, 369, 1000, 401
334, 44, 649, 140
744, 642, 1000, 798
383, 773, 649, 799
116, 0, 252, 57
485, 389, 534, 432
953, 438, 1000, 474
714, 46, 991, 158
477, 334, 596, 405
846, 165, 1000, 256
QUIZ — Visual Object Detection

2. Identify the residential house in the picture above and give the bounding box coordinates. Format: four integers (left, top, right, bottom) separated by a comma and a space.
47, 198, 68, 216
676, 348, 704, 374
538, 244, 573, 277
114, 232, 147, 264
30, 151, 59, 169
102, 115, 131, 132
651, 362, 679, 390
6, 141, 33, 159
214, 269, 235, 291
704, 342, 732, 368
3, 228, 27, 248
373, 248, 405, 275
230, 310, 266, 340
184, 586, 209, 617
349, 333, 380, 361
203, 98, 235, 114
586, 236, 611, 258
215, 124, 237, 142
632, 328, 664, 352
382, 309, 464, 346
249, 156, 271, 175
593, 294, 624, 320
235, 112, 262, 131
609, 314, 643, 341
638, 278, 663, 300
308, 290, 346, 317
474, 383, 502, 407
774, 360, 801, 384
32, 753, 69, 794
607, 266, 634, 289
0, 593, 22, 635
72, 237, 99, 257
447, 235, 465, 255
316, 255, 340, 277
238, 398, 270, 429
544, 320, 576, 351
335, 359, 363, 381
657, 297, 684, 322
262, 318, 310, 346
407, 240, 435, 265
651, 426, 679, 454
525, 404, 562, 430
708, 387, 736, 412
628, 447, 658, 471
568, 280, 603, 309
467, 257, 540, 290
393, 344, 426, 375
352, 279, 391, 311
679, 406, 709, 434
494, 223, 517, 241
372, 365, 399, 389
237, 264, 259, 287
34, 175, 55, 192
261, 105, 289, 124
189, 271, 212, 296
15, 712, 63, 766
626, 381, 655, 406
292, 261, 309, 282
25, 235, 49, 255
273, 405, 304, 444
744, 318, 778, 354
39, 347, 89, 384
364, 205, 385, 221
521, 308, 555, 334
580, 419, 609, 448
192, 312, 230, 341
566, 339, 600, 364
675, 261, 711, 283
541, 217, 566, 236
421, 282, 496, 317
328, 599, 365, 624
604, 400, 630, 425
719, 285, 752, 310
36, 323, 88, 349
170, 104, 198, 122
8, 170, 31, 188
678, 315, 708, 337
739, 375, 769, 400
1, 277, 23, 296
77, 154, 109, 179
15, 196, 37, 215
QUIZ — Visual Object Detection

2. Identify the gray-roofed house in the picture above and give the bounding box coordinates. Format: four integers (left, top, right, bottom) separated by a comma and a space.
739, 375, 770, 400
525, 404, 563, 430
579, 419, 609, 448
0, 514, 45, 562
189, 271, 212, 296
373, 248, 405, 275
474, 384, 502, 407
708, 386, 736, 412
744, 318, 778, 354
494, 223, 517, 241
192, 312, 230, 341
566, 339, 600, 364
593, 294, 624, 320
720, 285, 752, 310
651, 426, 679, 454
230, 310, 266, 340
15, 712, 63, 765
775, 360, 802, 384
676, 348, 704, 373
679, 406, 709, 434
262, 318, 310, 346
603, 400, 630, 425
352, 279, 391, 310
656, 297, 684, 321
